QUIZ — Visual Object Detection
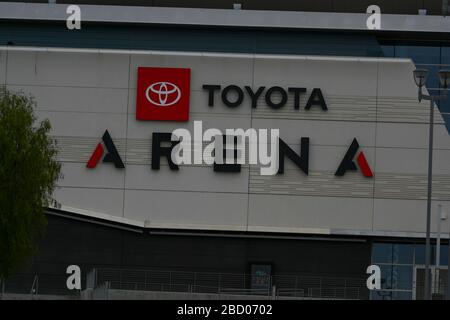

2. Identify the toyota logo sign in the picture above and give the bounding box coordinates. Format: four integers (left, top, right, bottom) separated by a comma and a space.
146, 82, 181, 107
136, 67, 191, 121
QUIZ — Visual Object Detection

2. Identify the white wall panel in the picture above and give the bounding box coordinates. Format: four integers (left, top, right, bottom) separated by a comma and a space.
248, 194, 373, 232
54, 186, 124, 218
58, 162, 125, 189
253, 58, 378, 97
129, 54, 254, 90
8, 84, 128, 114
373, 199, 450, 233
375, 148, 450, 175
377, 61, 417, 98
124, 164, 249, 193
6, 51, 129, 88
36, 111, 127, 138
252, 118, 376, 147
124, 190, 248, 231
3, 48, 450, 237
376, 122, 450, 150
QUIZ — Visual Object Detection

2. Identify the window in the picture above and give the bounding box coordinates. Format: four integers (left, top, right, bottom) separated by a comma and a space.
391, 265, 413, 290
372, 243, 413, 264
396, 45, 441, 94
372, 243, 393, 264
392, 244, 414, 264
440, 46, 450, 133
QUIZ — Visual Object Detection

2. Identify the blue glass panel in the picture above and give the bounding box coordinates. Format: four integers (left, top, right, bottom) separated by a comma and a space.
415, 244, 425, 264
395, 45, 441, 94
255, 32, 383, 56
370, 290, 412, 300
370, 290, 392, 300
391, 266, 413, 290
0, 21, 384, 57
372, 243, 414, 264
440, 46, 450, 134
415, 244, 436, 265
392, 291, 412, 300
380, 264, 393, 289
392, 244, 414, 264
395, 45, 440, 64
381, 45, 395, 57
438, 244, 448, 266
372, 243, 393, 263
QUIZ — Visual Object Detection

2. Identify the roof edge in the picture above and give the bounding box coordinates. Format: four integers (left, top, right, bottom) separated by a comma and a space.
1, 2, 450, 33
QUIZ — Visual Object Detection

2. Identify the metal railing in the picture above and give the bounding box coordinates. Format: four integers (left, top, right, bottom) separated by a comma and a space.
0, 273, 79, 297
89, 268, 367, 299
0, 268, 367, 299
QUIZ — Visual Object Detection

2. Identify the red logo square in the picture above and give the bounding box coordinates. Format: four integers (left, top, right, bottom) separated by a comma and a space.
136, 67, 191, 121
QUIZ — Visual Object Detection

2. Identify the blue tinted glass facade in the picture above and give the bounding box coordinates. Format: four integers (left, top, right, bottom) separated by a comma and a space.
441, 47, 450, 131
381, 43, 450, 134
0, 21, 383, 57
371, 242, 449, 300
394, 45, 441, 95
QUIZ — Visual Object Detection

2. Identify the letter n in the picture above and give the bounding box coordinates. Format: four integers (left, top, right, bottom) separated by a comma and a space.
278, 138, 309, 174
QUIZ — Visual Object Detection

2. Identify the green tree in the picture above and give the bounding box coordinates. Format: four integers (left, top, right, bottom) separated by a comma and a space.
0, 87, 61, 281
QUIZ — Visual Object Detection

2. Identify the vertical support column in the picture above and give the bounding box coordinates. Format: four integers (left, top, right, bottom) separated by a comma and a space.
424, 98, 435, 300
436, 205, 442, 295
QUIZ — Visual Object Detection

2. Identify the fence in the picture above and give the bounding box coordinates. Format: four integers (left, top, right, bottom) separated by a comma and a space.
88, 268, 368, 299
0, 268, 368, 299
0, 273, 80, 297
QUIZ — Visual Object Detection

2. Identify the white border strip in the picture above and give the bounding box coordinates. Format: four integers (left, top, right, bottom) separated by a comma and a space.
51, 204, 145, 228
332, 228, 450, 239
48, 204, 444, 239
0, 45, 412, 64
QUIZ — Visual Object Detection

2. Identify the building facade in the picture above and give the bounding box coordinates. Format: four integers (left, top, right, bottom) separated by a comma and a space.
1, 1, 450, 299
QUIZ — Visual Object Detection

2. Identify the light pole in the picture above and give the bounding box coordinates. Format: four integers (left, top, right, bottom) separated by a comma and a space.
413, 69, 450, 300
435, 204, 447, 297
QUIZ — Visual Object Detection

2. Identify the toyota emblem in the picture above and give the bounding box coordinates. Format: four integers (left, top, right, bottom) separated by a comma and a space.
146, 82, 181, 107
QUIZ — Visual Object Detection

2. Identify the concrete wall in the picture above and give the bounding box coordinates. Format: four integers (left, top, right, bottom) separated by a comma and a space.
2, 47, 450, 237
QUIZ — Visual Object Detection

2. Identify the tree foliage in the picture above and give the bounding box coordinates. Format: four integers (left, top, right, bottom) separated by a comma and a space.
0, 87, 61, 279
